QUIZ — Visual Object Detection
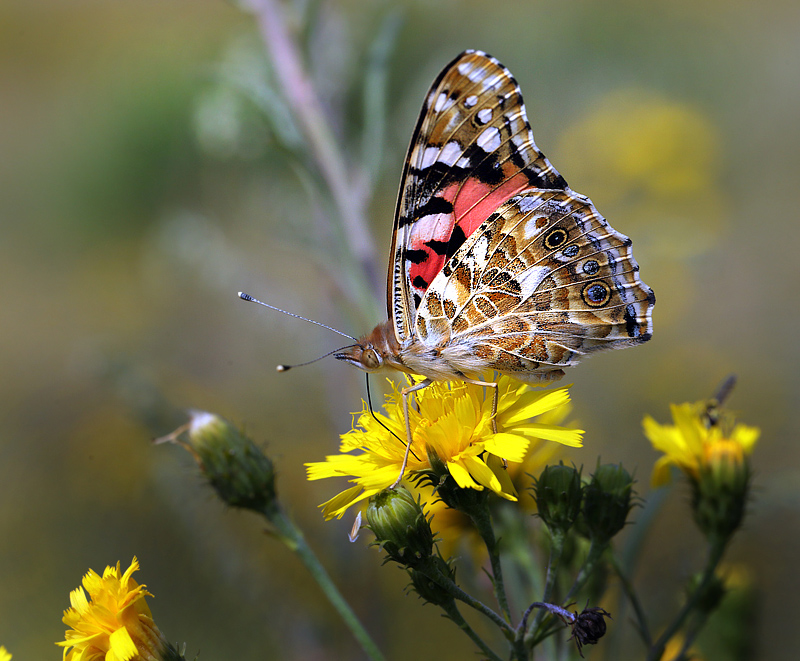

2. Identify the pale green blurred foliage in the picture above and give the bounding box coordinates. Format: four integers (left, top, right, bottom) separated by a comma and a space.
0, 1, 798, 660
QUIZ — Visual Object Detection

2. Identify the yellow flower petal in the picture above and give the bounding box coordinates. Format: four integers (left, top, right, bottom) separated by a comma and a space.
481, 433, 530, 462
308, 376, 582, 517
513, 423, 584, 446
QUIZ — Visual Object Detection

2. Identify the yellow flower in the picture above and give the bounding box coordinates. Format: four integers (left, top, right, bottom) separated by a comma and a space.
643, 401, 759, 488
57, 557, 167, 661
0, 646, 11, 661
307, 376, 583, 519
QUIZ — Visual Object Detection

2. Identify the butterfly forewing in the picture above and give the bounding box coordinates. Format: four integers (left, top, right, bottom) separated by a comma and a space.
389, 50, 568, 344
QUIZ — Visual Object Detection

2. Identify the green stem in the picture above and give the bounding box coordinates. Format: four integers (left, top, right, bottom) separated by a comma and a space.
422, 561, 514, 637
609, 552, 652, 647
564, 537, 607, 604
469, 501, 512, 622
646, 539, 727, 661
529, 529, 566, 636
248, 0, 382, 311
265, 505, 387, 661
439, 600, 506, 661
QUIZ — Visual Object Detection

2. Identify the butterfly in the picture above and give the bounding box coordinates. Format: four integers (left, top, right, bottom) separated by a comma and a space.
244, 50, 654, 483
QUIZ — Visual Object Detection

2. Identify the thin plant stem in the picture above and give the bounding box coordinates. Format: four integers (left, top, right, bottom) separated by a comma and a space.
529, 529, 566, 636
468, 502, 512, 623
646, 539, 727, 661
247, 0, 382, 307
564, 537, 607, 604
422, 561, 514, 637
609, 551, 652, 647
265, 504, 387, 661
439, 600, 506, 661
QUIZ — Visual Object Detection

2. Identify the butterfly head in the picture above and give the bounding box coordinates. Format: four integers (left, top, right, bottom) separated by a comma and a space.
334, 321, 400, 374
334, 343, 384, 372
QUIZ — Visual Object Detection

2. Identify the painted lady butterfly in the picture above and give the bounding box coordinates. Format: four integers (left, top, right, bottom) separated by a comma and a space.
333, 50, 655, 479
244, 51, 655, 482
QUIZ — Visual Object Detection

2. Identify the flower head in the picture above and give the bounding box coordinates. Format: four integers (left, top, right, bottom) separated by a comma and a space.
57, 557, 168, 661
0, 646, 11, 661
643, 400, 759, 488
644, 397, 759, 541
307, 376, 583, 519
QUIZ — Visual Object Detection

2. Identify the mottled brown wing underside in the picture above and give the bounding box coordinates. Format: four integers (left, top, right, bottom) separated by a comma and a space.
415, 190, 655, 379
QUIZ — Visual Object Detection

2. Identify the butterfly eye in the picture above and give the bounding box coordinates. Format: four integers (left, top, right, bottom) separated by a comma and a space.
362, 348, 381, 370
582, 281, 612, 308
543, 228, 568, 251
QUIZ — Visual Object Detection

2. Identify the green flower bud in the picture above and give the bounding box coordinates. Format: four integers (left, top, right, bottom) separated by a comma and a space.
366, 487, 434, 568
581, 464, 635, 544
533, 463, 583, 534
692, 440, 750, 542
185, 411, 276, 512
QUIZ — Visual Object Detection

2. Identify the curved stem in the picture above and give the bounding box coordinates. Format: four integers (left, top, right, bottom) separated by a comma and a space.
439, 600, 506, 661
564, 538, 607, 604
469, 501, 512, 622
421, 562, 514, 637
247, 0, 382, 309
265, 504, 387, 661
646, 539, 727, 661
529, 529, 566, 636
609, 551, 652, 647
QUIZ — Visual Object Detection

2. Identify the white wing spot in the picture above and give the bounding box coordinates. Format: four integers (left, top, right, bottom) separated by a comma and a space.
477, 108, 492, 124
459, 61, 485, 83
465, 95, 478, 108
419, 142, 462, 169
434, 92, 455, 113
439, 141, 462, 166
516, 265, 550, 292
477, 126, 501, 152
518, 195, 546, 214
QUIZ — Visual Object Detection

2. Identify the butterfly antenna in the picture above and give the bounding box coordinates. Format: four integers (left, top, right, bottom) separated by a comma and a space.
238, 292, 358, 341
277, 345, 359, 372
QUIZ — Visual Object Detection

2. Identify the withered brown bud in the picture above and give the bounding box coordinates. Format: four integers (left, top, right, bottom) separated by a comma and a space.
569, 606, 612, 658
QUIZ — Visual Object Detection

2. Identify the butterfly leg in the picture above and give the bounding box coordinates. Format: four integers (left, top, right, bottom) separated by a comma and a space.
391, 378, 433, 488
463, 378, 499, 433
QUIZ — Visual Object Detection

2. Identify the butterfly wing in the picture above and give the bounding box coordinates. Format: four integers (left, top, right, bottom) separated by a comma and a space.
415, 189, 655, 382
388, 50, 568, 343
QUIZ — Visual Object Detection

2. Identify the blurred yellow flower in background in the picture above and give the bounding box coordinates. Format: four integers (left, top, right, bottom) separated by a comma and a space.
306, 376, 583, 519
0, 646, 11, 661
58, 557, 168, 661
643, 401, 759, 487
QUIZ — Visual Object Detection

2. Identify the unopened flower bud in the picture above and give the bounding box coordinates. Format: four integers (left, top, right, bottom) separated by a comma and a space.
692, 439, 750, 542
183, 411, 276, 512
581, 464, 635, 544
366, 487, 434, 567
534, 463, 583, 534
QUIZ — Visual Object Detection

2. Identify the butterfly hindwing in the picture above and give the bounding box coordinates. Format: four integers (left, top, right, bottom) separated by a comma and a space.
415, 189, 655, 381
389, 50, 568, 343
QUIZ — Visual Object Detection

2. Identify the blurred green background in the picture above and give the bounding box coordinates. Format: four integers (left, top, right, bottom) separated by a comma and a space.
1, 1, 798, 659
